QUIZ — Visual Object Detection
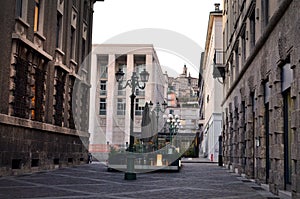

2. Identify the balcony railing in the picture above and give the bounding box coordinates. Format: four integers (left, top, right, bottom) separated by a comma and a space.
213, 50, 225, 78
100, 72, 108, 79
100, 90, 107, 96
135, 89, 145, 96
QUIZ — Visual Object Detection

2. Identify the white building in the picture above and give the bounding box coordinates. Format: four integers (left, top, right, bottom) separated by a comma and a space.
201, 4, 223, 162
89, 44, 167, 159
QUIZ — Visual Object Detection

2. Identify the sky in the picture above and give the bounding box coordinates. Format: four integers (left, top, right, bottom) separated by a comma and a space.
92, 0, 222, 77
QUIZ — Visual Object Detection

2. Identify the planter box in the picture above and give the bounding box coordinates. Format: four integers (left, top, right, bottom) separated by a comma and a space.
107, 153, 181, 172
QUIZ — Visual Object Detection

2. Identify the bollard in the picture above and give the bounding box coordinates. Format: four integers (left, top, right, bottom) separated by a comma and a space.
218, 135, 223, 166
124, 155, 136, 180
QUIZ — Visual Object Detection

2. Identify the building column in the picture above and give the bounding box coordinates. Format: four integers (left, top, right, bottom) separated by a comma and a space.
291, 50, 300, 197
223, 108, 230, 166
106, 54, 115, 144
145, 53, 154, 102
124, 54, 134, 145
269, 67, 285, 192
245, 94, 254, 178
232, 97, 239, 170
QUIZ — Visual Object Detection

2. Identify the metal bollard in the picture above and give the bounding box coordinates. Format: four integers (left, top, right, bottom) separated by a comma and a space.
124, 155, 136, 180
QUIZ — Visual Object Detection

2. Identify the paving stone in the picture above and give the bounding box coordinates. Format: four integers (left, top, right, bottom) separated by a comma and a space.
0, 163, 282, 199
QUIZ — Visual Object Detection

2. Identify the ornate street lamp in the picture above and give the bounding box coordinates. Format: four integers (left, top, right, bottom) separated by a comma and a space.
165, 114, 181, 145
149, 101, 167, 149
115, 68, 149, 180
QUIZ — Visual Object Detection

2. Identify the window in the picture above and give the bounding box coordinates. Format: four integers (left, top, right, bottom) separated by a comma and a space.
250, 10, 256, 50
31, 159, 39, 167
282, 62, 293, 92
241, 31, 246, 63
34, 0, 40, 32
229, 56, 234, 86
31, 66, 46, 122
56, 13, 63, 48
136, 88, 145, 96
134, 54, 146, 78
99, 98, 106, 115
81, 38, 86, 62
98, 55, 108, 79
100, 64, 108, 78
13, 45, 46, 121
12, 159, 21, 169
72, 0, 77, 7
283, 90, 293, 186
54, 69, 66, 126
135, 64, 146, 77
135, 98, 145, 116
234, 43, 239, 78
16, 0, 28, 20
80, 87, 89, 130
14, 57, 29, 118
31, 85, 36, 119
70, 27, 76, 59
117, 98, 126, 115
16, 0, 23, 18
118, 82, 126, 96
118, 63, 127, 77
225, 20, 229, 49
83, 1, 88, 21
100, 80, 107, 95
134, 63, 146, 96
281, 58, 293, 187
117, 62, 127, 95
68, 77, 75, 129
262, 0, 269, 28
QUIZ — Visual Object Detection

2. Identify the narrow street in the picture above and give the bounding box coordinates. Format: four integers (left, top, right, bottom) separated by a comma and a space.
0, 161, 282, 199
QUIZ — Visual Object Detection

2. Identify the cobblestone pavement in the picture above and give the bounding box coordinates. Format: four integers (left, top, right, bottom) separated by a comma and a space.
0, 162, 282, 199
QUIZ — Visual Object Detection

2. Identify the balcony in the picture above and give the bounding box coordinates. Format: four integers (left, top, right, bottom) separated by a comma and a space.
213, 50, 225, 78
135, 89, 145, 96
100, 90, 107, 96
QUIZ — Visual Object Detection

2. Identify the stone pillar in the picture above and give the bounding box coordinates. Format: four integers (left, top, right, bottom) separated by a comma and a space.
245, 93, 254, 178
291, 49, 300, 197
269, 66, 285, 193
256, 83, 266, 182
223, 108, 229, 166
124, 54, 134, 145
228, 102, 234, 168
106, 54, 115, 144
145, 53, 153, 102
232, 96, 239, 170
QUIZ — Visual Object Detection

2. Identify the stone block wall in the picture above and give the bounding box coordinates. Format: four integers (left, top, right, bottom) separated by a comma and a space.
0, 122, 89, 176
222, 0, 300, 197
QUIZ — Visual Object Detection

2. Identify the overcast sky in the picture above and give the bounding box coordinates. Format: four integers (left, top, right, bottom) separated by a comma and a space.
92, 0, 222, 77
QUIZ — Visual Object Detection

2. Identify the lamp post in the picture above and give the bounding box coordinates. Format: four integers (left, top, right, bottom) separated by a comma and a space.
115, 68, 149, 180
149, 101, 167, 149
165, 114, 180, 146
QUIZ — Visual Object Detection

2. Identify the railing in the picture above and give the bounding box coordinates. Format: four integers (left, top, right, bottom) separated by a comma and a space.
213, 50, 225, 78
136, 89, 145, 96
118, 90, 126, 96
100, 72, 108, 79
100, 90, 107, 96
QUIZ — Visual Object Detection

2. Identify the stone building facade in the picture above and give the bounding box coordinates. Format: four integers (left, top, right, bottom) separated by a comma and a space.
89, 44, 168, 158
0, 0, 101, 176
221, 0, 300, 197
